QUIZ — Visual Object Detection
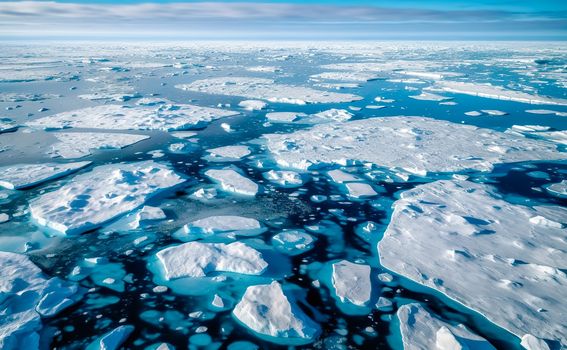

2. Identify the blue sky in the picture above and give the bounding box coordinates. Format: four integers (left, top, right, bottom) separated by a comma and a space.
0, 0, 565, 40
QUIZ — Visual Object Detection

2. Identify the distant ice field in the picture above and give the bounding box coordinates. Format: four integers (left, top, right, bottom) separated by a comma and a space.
0, 41, 565, 350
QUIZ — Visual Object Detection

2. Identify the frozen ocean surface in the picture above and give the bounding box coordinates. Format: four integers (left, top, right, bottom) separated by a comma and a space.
0, 41, 566, 350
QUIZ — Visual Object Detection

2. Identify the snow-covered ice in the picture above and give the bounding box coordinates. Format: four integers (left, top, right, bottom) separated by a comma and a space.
49, 132, 149, 159
155, 241, 268, 279
396, 303, 496, 350
271, 230, 315, 256
265, 112, 306, 123
205, 168, 259, 196
264, 116, 565, 175
233, 281, 320, 344
0, 161, 91, 190
178, 215, 265, 239
86, 325, 134, 350
344, 182, 378, 198
238, 100, 267, 111
262, 170, 305, 188
27, 104, 238, 131
176, 77, 362, 104
29, 161, 185, 235
206, 145, 251, 162
331, 260, 371, 307
379, 180, 567, 345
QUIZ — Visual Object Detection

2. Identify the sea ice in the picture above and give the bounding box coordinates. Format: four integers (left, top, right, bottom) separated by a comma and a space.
206, 145, 251, 162
327, 169, 361, 183
29, 161, 185, 235
238, 100, 267, 111
265, 112, 306, 123
409, 92, 452, 102
233, 281, 320, 344
379, 180, 567, 345
0, 118, 18, 133
396, 303, 496, 350
262, 170, 305, 188
271, 230, 315, 256
205, 168, 259, 196
27, 104, 238, 131
0, 161, 91, 190
344, 182, 378, 198
544, 180, 567, 199
0, 252, 80, 349
178, 215, 265, 239
264, 116, 565, 175
155, 241, 268, 279
49, 132, 149, 159
331, 260, 371, 307
86, 325, 134, 350
430, 81, 567, 105
176, 77, 362, 104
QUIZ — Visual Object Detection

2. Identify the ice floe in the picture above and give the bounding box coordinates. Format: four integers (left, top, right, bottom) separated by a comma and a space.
264, 116, 565, 175
396, 303, 496, 350
205, 145, 251, 162
177, 215, 265, 240
265, 112, 306, 123
86, 325, 134, 350
271, 230, 315, 256
27, 104, 238, 131
29, 161, 184, 235
49, 132, 149, 159
233, 281, 320, 344
379, 180, 567, 345
525, 109, 567, 117
155, 241, 268, 279
430, 81, 567, 106
331, 260, 371, 307
344, 182, 378, 199
409, 92, 452, 102
0, 161, 91, 190
205, 168, 259, 196
0, 118, 18, 133
238, 100, 267, 111
262, 170, 305, 188
0, 251, 80, 349
176, 77, 361, 104
544, 180, 567, 199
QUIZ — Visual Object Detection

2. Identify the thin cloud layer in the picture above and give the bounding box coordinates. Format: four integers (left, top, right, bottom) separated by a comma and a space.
0, 1, 565, 39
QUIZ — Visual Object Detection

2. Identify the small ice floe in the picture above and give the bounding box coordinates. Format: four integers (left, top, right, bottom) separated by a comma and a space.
544, 180, 567, 199
327, 169, 361, 183
170, 131, 198, 139
525, 109, 567, 117
521, 334, 552, 350
0, 213, 9, 223
220, 123, 233, 132
205, 145, 251, 162
0, 161, 91, 190
331, 260, 371, 308
306, 109, 353, 123
238, 100, 267, 111
264, 116, 565, 175
29, 161, 184, 235
155, 241, 268, 279
0, 118, 18, 133
397, 303, 496, 350
49, 132, 149, 159
430, 80, 567, 105
271, 230, 315, 256
176, 77, 362, 104
262, 170, 305, 188
205, 167, 259, 196
480, 109, 508, 116
0, 251, 81, 348
86, 325, 134, 350
233, 281, 320, 345
167, 142, 197, 154
464, 110, 483, 116
375, 297, 393, 312
265, 112, 306, 123
27, 103, 238, 131
344, 182, 378, 199
177, 215, 265, 240
246, 66, 280, 73
409, 92, 452, 102
310, 71, 381, 82
379, 180, 567, 344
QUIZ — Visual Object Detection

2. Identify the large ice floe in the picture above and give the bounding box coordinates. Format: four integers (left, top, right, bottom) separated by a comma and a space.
155, 241, 268, 279
27, 103, 238, 131
396, 303, 496, 350
0, 251, 80, 349
233, 281, 320, 345
175, 77, 362, 104
429, 81, 567, 106
49, 132, 149, 159
0, 161, 91, 190
204, 168, 259, 196
29, 161, 185, 235
331, 260, 371, 308
379, 180, 567, 346
264, 116, 565, 175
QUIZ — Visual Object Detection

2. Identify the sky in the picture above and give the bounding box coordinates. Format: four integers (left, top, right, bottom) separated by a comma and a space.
0, 0, 566, 40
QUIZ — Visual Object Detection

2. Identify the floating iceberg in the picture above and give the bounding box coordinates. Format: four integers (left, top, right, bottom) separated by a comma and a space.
396, 303, 496, 350
29, 161, 185, 235
27, 104, 238, 131
264, 116, 565, 175
205, 168, 259, 196
233, 281, 320, 345
49, 132, 149, 159
379, 180, 567, 345
0, 251, 80, 349
0, 161, 91, 190
176, 77, 361, 104
155, 241, 268, 280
